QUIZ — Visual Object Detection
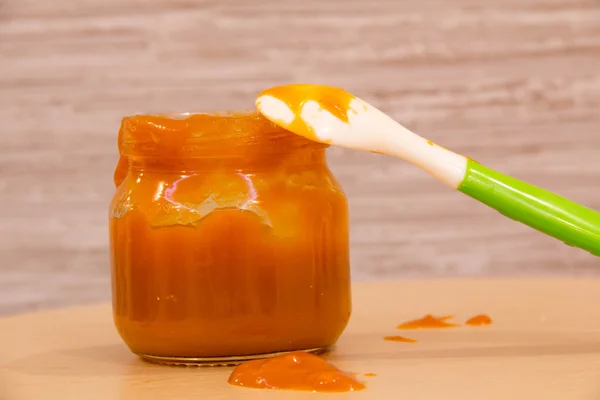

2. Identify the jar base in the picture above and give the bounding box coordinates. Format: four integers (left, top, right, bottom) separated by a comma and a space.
137, 346, 330, 367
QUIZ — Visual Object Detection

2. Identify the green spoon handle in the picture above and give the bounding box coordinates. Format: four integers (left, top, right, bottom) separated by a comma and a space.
458, 159, 600, 256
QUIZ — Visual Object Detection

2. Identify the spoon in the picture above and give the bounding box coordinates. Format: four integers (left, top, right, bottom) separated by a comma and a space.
256, 84, 600, 256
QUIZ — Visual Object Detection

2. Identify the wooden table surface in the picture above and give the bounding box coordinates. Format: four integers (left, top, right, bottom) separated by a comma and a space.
2, 279, 600, 399
2, 0, 600, 315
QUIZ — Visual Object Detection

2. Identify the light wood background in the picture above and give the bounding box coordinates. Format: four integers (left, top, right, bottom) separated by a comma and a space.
1, 0, 599, 315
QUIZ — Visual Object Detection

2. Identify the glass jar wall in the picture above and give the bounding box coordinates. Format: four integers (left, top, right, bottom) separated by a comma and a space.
109, 111, 351, 365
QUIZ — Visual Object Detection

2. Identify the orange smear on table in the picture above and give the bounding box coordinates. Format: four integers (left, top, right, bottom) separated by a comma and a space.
396, 314, 459, 330
465, 314, 493, 326
364, 373, 377, 377
227, 351, 365, 392
383, 335, 418, 343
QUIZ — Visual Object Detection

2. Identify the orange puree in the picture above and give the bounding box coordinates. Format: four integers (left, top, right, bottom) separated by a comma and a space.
227, 351, 365, 392
258, 84, 356, 140
109, 111, 351, 362
465, 314, 493, 326
384, 335, 418, 343
396, 314, 459, 330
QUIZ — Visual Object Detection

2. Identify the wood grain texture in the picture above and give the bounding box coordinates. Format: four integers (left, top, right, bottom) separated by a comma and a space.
3, 279, 600, 399
1, 0, 599, 315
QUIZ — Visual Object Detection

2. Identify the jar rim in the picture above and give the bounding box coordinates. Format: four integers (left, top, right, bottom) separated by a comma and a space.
133, 110, 253, 119
118, 110, 326, 158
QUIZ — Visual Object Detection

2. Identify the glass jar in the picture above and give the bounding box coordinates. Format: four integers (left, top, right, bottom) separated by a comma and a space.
109, 111, 351, 365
